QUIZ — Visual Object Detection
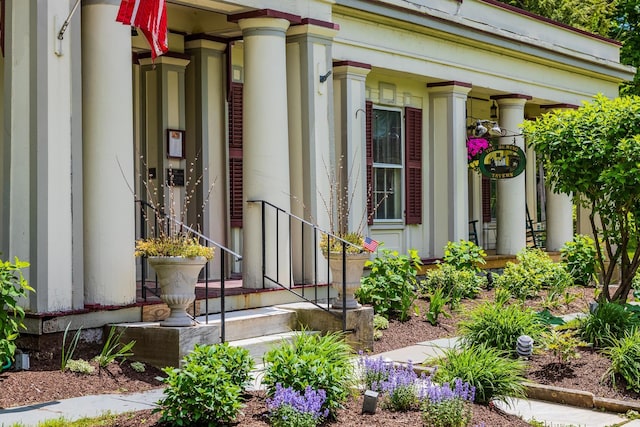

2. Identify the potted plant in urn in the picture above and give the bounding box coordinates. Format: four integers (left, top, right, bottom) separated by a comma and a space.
318, 157, 379, 310
135, 232, 214, 327
134, 163, 216, 327
320, 232, 376, 309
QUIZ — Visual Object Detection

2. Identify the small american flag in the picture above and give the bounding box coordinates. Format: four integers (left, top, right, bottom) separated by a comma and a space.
362, 237, 379, 252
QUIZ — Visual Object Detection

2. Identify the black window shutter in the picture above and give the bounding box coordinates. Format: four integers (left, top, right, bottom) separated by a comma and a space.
365, 101, 374, 225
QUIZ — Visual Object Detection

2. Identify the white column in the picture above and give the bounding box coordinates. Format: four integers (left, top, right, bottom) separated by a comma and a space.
287, 23, 339, 284
332, 62, 371, 235
493, 95, 531, 255
185, 39, 227, 279
542, 104, 576, 251
82, 0, 135, 305
427, 82, 472, 257
239, 17, 292, 288
526, 145, 537, 222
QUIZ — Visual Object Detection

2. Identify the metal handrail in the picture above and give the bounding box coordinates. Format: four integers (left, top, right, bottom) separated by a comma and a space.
248, 199, 362, 332
135, 199, 242, 342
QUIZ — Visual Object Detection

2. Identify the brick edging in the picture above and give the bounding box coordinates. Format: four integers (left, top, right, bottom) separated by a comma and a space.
524, 382, 640, 413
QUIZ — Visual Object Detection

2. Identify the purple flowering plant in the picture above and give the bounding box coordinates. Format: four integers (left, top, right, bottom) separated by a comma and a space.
379, 361, 422, 411
420, 376, 476, 427
267, 383, 329, 427
358, 353, 393, 392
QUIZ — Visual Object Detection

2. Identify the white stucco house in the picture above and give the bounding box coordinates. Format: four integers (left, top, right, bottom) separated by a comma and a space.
0, 0, 634, 331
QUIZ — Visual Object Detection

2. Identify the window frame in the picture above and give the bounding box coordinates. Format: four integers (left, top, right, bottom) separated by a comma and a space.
372, 105, 405, 224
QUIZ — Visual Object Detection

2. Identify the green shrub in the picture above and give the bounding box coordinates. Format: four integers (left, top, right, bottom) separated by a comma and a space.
356, 249, 421, 321
494, 248, 572, 300
604, 330, 640, 392
443, 240, 486, 272
157, 343, 254, 425
542, 329, 586, 364
578, 301, 639, 348
0, 257, 33, 364
458, 301, 546, 355
560, 234, 598, 286
433, 344, 527, 404
420, 264, 484, 307
262, 331, 354, 417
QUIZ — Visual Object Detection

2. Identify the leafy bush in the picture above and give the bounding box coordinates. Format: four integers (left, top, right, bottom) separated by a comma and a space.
420, 264, 484, 308
0, 257, 33, 364
494, 248, 572, 300
433, 344, 526, 404
94, 326, 135, 368
420, 377, 475, 427
356, 249, 421, 321
262, 331, 354, 417
542, 329, 586, 364
560, 234, 598, 286
443, 240, 486, 272
157, 343, 254, 425
603, 330, 640, 392
267, 384, 329, 427
578, 301, 639, 348
458, 301, 546, 355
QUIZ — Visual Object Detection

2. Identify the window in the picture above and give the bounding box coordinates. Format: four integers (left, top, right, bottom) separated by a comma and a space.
366, 103, 422, 225
372, 108, 403, 220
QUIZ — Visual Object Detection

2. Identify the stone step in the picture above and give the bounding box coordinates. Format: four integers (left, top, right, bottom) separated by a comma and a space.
196, 306, 298, 342
228, 330, 320, 363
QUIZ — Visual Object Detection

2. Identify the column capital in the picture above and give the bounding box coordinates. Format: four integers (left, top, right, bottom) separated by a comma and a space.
288, 18, 340, 39
427, 81, 472, 96
138, 53, 190, 68
185, 34, 227, 52
227, 9, 302, 27
491, 93, 532, 108
332, 61, 371, 79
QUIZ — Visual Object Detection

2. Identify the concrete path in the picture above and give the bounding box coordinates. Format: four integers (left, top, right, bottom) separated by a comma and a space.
0, 389, 163, 426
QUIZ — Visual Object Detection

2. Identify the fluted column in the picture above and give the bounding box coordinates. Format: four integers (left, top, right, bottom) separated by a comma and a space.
492, 94, 531, 255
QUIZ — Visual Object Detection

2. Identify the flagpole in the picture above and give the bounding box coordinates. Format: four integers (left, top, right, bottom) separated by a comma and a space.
57, 0, 82, 41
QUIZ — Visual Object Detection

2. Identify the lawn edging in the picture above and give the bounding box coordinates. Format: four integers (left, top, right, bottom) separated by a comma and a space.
524, 382, 640, 413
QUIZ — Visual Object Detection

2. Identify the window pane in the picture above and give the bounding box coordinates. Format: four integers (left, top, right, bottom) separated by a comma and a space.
373, 168, 401, 220
373, 110, 402, 165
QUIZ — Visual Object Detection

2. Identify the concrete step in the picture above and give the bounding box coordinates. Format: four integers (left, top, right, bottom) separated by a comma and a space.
196, 306, 298, 342
228, 330, 320, 363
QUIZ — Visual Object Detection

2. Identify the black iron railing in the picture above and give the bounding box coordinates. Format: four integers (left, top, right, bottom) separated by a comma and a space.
248, 199, 363, 332
135, 200, 242, 342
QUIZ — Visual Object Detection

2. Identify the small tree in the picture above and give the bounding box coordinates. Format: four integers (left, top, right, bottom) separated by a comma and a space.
523, 95, 640, 302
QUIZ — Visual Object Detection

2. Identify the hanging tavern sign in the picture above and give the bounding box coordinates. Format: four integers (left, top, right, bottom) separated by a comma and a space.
478, 144, 526, 179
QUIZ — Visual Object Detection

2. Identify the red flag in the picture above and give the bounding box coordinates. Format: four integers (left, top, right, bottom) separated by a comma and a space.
116, 0, 167, 59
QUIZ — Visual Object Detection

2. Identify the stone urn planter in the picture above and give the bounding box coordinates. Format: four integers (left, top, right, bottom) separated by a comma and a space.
147, 256, 208, 327
325, 252, 369, 309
